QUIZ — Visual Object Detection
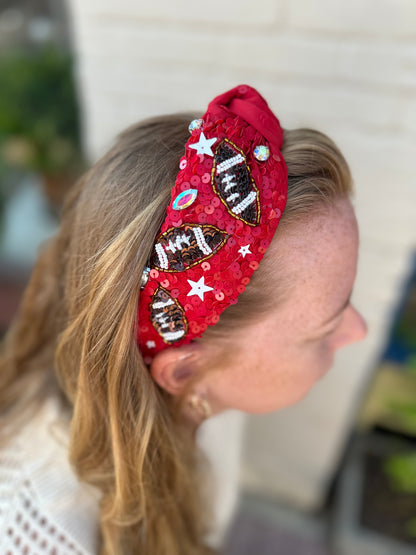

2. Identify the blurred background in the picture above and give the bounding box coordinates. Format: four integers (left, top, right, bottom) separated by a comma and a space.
0, 1, 415, 554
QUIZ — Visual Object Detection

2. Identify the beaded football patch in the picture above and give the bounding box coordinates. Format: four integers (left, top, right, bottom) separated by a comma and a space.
150, 223, 228, 272
211, 139, 260, 226
150, 287, 188, 343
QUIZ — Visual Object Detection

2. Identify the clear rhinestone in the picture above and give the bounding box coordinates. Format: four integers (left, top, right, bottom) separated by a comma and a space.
188, 118, 204, 133
254, 145, 270, 161
140, 266, 151, 289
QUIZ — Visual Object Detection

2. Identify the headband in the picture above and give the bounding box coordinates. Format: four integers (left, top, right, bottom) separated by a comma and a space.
137, 84, 288, 364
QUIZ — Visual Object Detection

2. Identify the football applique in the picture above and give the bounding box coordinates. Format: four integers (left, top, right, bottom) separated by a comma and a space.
150, 223, 228, 272
150, 287, 188, 343
212, 139, 260, 226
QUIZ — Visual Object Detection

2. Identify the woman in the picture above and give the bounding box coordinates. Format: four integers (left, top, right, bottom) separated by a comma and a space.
0, 85, 366, 554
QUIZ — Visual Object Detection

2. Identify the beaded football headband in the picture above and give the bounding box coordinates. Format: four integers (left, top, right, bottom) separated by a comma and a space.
137, 84, 288, 365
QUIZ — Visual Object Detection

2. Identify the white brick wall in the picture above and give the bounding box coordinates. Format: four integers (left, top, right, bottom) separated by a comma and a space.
67, 0, 416, 512
74, 0, 283, 26
287, 0, 416, 37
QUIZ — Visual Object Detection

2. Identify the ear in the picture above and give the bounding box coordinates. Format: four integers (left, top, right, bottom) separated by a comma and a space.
149, 341, 203, 396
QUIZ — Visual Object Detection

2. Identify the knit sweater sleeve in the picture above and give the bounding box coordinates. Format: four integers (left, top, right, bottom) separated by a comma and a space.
0, 397, 244, 554
0, 397, 101, 555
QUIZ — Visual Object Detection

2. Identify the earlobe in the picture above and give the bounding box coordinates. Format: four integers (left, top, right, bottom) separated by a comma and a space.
149, 342, 214, 427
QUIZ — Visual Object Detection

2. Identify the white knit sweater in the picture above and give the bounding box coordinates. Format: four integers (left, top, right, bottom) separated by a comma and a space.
0, 396, 243, 554
0, 396, 101, 554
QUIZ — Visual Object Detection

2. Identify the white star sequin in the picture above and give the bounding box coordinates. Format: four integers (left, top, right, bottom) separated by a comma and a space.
146, 340, 156, 349
187, 276, 214, 301
189, 132, 217, 157
238, 244, 252, 258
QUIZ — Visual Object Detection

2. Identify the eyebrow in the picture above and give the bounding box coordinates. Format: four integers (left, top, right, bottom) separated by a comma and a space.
320, 293, 352, 328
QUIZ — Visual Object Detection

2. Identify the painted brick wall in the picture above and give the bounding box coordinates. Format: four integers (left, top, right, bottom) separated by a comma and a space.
67, 0, 416, 510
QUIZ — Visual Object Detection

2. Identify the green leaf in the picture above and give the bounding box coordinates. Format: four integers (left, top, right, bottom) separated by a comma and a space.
0, 44, 84, 174
384, 453, 416, 494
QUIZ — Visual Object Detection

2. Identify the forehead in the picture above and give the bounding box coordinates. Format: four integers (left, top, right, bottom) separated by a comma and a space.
267, 198, 359, 327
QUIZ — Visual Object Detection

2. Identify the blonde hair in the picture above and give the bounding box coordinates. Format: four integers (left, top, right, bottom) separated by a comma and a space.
0, 114, 352, 554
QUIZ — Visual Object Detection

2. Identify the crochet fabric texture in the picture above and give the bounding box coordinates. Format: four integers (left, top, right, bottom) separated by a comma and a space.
0, 396, 241, 554
0, 397, 100, 554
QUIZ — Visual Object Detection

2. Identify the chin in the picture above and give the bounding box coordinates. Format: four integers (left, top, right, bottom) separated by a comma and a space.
270, 389, 315, 412
287, 379, 324, 407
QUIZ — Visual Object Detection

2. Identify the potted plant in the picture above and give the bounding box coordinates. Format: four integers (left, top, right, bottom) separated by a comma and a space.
333, 429, 416, 555
0, 43, 85, 214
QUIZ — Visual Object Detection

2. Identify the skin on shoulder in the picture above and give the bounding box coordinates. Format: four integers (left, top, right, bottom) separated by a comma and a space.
150, 197, 367, 422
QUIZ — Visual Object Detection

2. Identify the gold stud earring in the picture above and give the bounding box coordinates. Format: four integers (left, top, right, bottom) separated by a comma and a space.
188, 393, 212, 420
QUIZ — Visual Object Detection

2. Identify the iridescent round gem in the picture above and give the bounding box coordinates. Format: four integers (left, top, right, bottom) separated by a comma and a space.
254, 145, 270, 161
188, 118, 204, 133
141, 266, 151, 289
172, 189, 198, 210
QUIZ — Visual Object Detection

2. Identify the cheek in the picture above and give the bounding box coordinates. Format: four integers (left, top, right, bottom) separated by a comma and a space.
280, 339, 334, 389
227, 342, 334, 413
312, 339, 336, 377
206, 328, 338, 415
264, 344, 334, 411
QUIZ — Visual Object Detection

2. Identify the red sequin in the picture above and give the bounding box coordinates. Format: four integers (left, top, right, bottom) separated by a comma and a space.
137, 84, 288, 362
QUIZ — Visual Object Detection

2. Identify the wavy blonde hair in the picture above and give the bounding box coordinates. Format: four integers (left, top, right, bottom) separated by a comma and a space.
0, 114, 352, 554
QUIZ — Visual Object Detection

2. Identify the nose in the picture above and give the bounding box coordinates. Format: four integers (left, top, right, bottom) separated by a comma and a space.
345, 304, 368, 344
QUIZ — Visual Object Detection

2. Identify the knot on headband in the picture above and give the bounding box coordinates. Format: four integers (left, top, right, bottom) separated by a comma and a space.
137, 85, 288, 364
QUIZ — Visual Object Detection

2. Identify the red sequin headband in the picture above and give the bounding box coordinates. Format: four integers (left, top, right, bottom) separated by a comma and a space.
137, 84, 288, 364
